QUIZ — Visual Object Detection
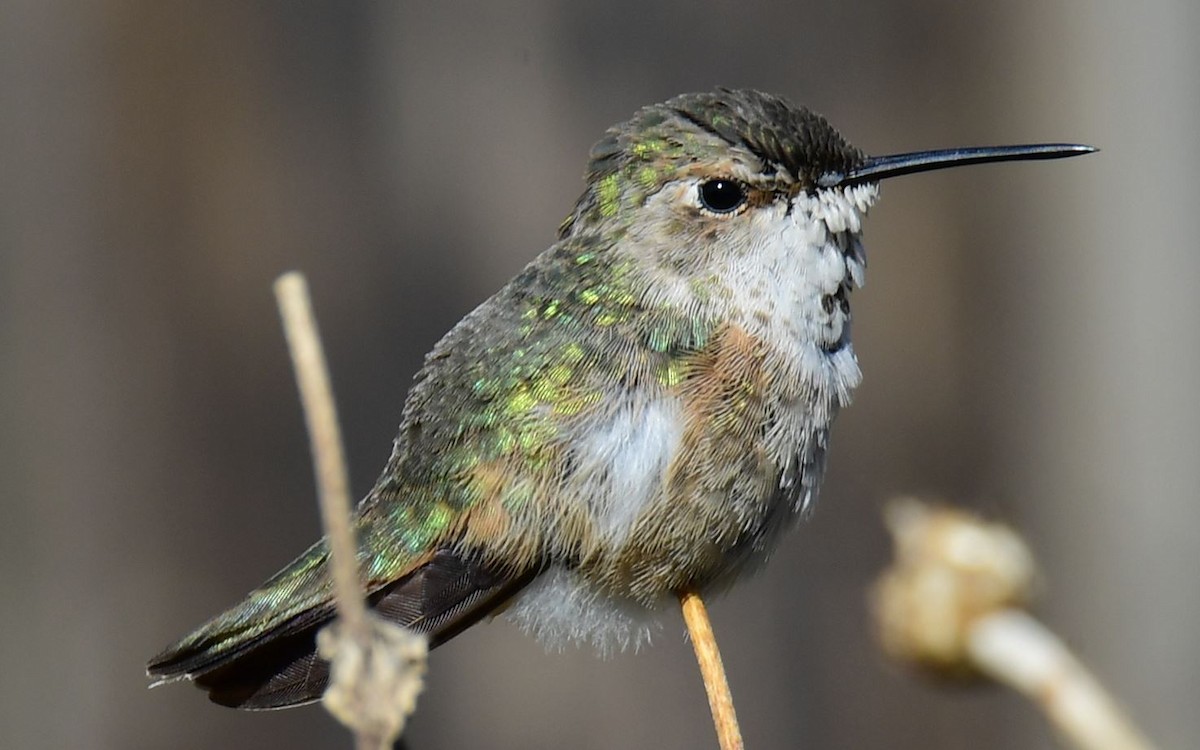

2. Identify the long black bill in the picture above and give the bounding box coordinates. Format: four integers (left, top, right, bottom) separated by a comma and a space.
819, 143, 1096, 188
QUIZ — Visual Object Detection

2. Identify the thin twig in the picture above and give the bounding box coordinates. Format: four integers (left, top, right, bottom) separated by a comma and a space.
679, 589, 745, 750
969, 610, 1156, 750
873, 498, 1158, 750
275, 272, 427, 750
274, 272, 367, 636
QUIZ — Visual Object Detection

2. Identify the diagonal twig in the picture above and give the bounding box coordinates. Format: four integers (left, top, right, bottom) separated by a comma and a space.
274, 272, 427, 750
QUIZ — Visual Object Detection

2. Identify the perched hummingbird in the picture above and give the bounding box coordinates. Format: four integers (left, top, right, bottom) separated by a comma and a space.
148, 88, 1093, 709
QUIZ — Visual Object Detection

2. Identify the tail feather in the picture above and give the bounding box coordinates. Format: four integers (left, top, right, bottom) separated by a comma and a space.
148, 548, 535, 709
194, 623, 331, 709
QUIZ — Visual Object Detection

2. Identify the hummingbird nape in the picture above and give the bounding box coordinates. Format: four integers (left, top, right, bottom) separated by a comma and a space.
147, 88, 1094, 710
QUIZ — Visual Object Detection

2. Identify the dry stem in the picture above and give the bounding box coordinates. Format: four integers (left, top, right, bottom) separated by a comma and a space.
274, 272, 426, 750
969, 610, 1155, 750
679, 589, 745, 750
274, 273, 367, 634
874, 498, 1157, 750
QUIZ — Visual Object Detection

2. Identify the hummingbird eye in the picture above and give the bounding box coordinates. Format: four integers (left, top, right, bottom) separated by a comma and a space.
697, 179, 747, 214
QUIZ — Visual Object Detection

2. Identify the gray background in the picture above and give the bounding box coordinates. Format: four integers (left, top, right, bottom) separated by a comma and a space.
3, 2, 1196, 748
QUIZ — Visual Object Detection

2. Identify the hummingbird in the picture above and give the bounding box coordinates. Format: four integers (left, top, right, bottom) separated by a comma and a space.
147, 88, 1093, 709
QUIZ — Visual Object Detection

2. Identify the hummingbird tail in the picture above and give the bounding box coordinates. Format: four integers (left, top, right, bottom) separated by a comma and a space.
147, 548, 535, 709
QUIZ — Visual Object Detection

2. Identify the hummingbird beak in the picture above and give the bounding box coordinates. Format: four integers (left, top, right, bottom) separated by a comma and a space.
818, 143, 1097, 188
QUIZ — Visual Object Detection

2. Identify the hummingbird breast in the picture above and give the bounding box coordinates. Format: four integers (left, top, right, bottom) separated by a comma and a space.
504, 322, 846, 652
499, 185, 875, 651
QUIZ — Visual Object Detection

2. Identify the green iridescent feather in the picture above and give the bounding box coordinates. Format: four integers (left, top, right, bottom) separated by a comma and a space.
150, 230, 718, 675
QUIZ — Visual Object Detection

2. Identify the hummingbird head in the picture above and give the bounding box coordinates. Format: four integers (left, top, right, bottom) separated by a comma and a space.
558, 89, 882, 364
560, 88, 870, 247
562, 87, 1094, 241
557, 88, 1093, 358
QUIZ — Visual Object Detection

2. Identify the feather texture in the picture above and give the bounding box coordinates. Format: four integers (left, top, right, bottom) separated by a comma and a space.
148, 549, 533, 709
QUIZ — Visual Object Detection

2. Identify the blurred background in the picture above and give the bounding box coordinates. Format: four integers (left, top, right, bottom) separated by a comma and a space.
2, 2, 1196, 748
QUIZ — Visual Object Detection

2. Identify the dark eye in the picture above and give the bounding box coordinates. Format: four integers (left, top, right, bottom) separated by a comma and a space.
697, 179, 746, 213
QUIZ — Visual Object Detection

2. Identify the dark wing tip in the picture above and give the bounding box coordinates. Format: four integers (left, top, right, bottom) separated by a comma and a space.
194, 628, 330, 709
146, 607, 336, 708
147, 548, 538, 709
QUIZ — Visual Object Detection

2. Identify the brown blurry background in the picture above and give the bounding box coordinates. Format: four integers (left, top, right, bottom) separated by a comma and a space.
2, 2, 1197, 749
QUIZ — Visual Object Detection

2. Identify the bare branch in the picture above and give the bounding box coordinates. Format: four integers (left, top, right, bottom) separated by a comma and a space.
969, 610, 1155, 750
274, 272, 366, 633
873, 498, 1157, 750
274, 272, 427, 750
679, 589, 745, 750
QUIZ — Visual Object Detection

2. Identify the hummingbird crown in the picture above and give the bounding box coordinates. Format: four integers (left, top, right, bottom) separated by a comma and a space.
563, 88, 865, 238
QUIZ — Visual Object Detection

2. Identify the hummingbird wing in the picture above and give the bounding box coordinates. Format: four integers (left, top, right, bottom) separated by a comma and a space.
148, 233, 673, 708
146, 533, 535, 708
